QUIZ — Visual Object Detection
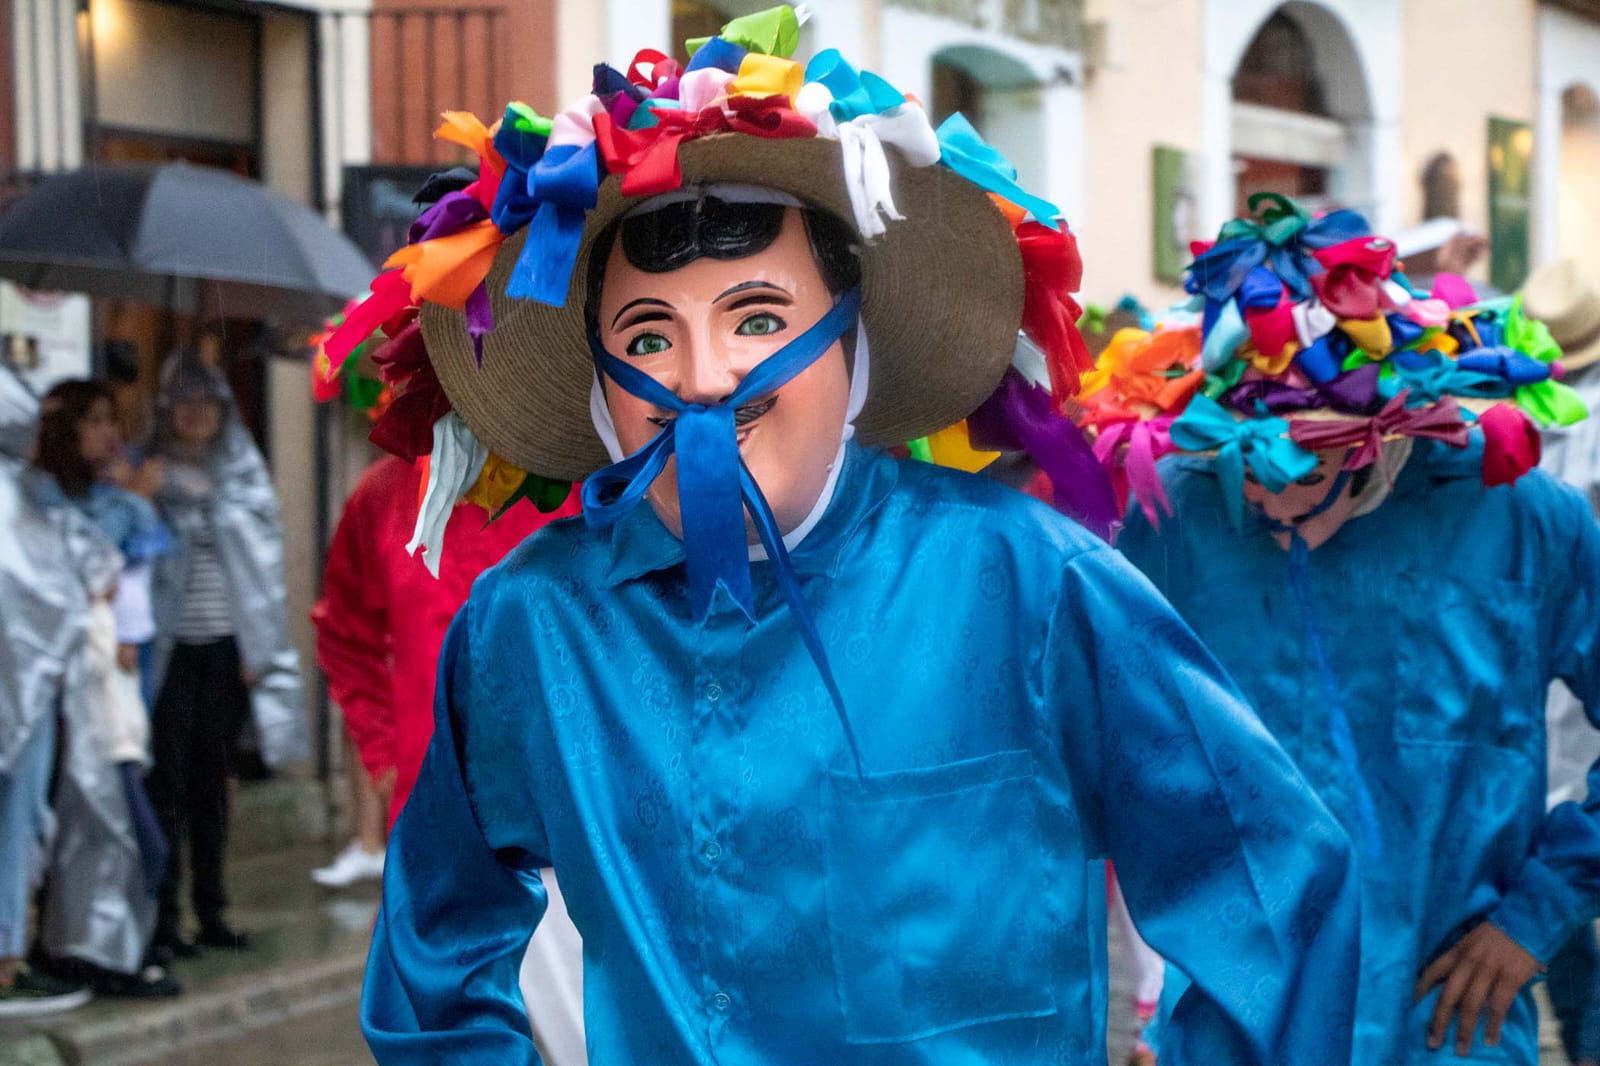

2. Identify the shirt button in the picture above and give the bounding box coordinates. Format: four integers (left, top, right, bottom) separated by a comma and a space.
703, 680, 723, 703
703, 839, 723, 862
710, 991, 731, 1012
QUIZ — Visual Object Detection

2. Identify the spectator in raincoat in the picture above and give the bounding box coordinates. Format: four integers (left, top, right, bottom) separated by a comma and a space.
146, 355, 307, 961
0, 365, 156, 1013
352, 11, 1360, 1063
1100, 199, 1600, 1064
28, 379, 177, 997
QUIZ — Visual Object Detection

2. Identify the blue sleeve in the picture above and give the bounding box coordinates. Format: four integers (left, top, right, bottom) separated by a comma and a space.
361, 600, 551, 1064
1048, 546, 1361, 1066
1491, 492, 1600, 962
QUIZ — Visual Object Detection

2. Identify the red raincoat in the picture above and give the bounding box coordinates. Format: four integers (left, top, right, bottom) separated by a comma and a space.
312, 455, 579, 824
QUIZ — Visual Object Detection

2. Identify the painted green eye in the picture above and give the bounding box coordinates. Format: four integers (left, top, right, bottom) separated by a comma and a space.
737, 313, 785, 337
1293, 472, 1327, 487
626, 332, 671, 356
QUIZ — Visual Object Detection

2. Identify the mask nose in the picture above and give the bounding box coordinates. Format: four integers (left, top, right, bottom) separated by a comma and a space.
675, 337, 742, 408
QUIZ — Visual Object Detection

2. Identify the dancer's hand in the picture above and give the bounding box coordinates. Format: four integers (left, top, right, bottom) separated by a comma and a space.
1415, 921, 1540, 1055
117, 643, 139, 673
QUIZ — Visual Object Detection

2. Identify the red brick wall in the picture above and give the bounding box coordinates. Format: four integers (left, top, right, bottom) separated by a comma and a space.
369, 0, 556, 166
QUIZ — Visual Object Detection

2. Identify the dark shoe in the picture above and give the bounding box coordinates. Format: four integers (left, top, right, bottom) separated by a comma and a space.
196, 922, 252, 950
88, 962, 181, 998
149, 935, 200, 966
0, 964, 92, 1018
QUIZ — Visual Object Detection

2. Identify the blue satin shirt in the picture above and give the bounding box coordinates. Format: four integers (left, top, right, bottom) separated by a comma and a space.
1119, 440, 1600, 1065
362, 444, 1359, 1064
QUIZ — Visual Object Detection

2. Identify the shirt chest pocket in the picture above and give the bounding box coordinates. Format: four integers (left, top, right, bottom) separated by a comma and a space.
1393, 574, 1543, 749
819, 749, 1057, 1045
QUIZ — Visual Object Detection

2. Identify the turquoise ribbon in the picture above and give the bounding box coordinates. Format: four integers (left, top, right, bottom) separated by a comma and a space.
1170, 393, 1316, 528
935, 113, 1061, 229
805, 49, 905, 121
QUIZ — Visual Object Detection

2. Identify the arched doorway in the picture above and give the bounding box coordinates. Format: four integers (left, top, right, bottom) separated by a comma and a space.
931, 45, 1047, 192
1559, 84, 1600, 277
1228, 3, 1375, 218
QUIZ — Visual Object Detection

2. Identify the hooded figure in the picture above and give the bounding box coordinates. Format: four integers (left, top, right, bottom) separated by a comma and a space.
0, 363, 155, 992
146, 355, 306, 953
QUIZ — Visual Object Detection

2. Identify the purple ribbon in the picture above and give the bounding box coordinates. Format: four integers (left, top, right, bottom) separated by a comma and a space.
967, 369, 1120, 542
409, 189, 487, 244
1223, 363, 1383, 416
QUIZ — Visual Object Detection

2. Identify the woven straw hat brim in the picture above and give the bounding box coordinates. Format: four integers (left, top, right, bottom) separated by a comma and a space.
422, 133, 1024, 481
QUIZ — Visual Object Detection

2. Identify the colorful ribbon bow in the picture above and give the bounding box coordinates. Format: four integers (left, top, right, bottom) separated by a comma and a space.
582, 287, 864, 771
1092, 415, 1176, 527
1287, 391, 1470, 468
594, 94, 817, 199
1169, 393, 1317, 528
1188, 193, 1372, 305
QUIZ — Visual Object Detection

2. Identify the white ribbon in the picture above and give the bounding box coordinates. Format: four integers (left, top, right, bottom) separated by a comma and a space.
795, 85, 940, 240
407, 412, 488, 578
547, 96, 606, 150
1292, 297, 1338, 348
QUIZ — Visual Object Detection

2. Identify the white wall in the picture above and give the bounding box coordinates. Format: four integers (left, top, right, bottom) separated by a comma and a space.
1201, 0, 1402, 233
1535, 4, 1600, 266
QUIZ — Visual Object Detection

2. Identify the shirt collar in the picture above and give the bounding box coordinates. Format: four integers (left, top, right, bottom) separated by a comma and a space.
600, 442, 899, 589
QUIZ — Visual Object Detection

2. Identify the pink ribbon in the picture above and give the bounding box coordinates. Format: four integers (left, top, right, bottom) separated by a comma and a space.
1094, 415, 1175, 526
1287, 391, 1469, 468
1480, 403, 1541, 486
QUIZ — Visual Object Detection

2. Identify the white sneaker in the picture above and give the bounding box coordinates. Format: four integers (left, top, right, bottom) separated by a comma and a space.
311, 840, 385, 887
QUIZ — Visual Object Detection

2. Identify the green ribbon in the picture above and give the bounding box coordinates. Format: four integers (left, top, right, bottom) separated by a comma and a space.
906, 437, 933, 463
491, 472, 573, 522
1504, 296, 1563, 365
506, 102, 553, 138
1201, 356, 1248, 400
1514, 379, 1588, 427
687, 4, 800, 58
1213, 191, 1311, 247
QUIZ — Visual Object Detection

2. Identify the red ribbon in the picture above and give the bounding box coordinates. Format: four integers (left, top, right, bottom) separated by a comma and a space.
1479, 402, 1541, 487
367, 319, 452, 463
627, 49, 680, 90
1287, 391, 1469, 468
327, 270, 413, 369
1310, 236, 1396, 320
1016, 221, 1092, 407
593, 96, 817, 198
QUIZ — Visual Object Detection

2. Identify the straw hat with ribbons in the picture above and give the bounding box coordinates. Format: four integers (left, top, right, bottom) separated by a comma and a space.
1522, 258, 1600, 373
1076, 194, 1589, 529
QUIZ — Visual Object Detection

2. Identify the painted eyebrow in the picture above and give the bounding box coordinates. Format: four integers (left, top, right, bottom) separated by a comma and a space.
714, 280, 791, 304
611, 297, 675, 328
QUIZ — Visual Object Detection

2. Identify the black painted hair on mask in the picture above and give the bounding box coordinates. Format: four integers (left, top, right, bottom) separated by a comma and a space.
583, 196, 862, 338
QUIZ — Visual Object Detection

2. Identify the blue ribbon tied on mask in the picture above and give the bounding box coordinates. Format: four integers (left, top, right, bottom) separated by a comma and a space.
584, 287, 865, 771
1170, 393, 1317, 529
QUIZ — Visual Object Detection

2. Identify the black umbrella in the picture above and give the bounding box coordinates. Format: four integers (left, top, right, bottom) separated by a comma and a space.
0, 162, 376, 320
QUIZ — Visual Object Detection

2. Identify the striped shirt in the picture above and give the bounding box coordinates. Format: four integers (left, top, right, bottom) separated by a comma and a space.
175, 527, 234, 642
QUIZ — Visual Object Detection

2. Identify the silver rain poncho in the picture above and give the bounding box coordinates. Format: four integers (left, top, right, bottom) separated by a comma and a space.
147, 358, 307, 768
0, 365, 156, 973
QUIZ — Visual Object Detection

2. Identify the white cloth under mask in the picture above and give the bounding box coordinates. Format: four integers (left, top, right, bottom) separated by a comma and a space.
1351, 436, 1414, 518
589, 320, 871, 560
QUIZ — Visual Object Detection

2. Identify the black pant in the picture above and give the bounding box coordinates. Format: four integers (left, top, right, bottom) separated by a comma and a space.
147, 638, 249, 941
